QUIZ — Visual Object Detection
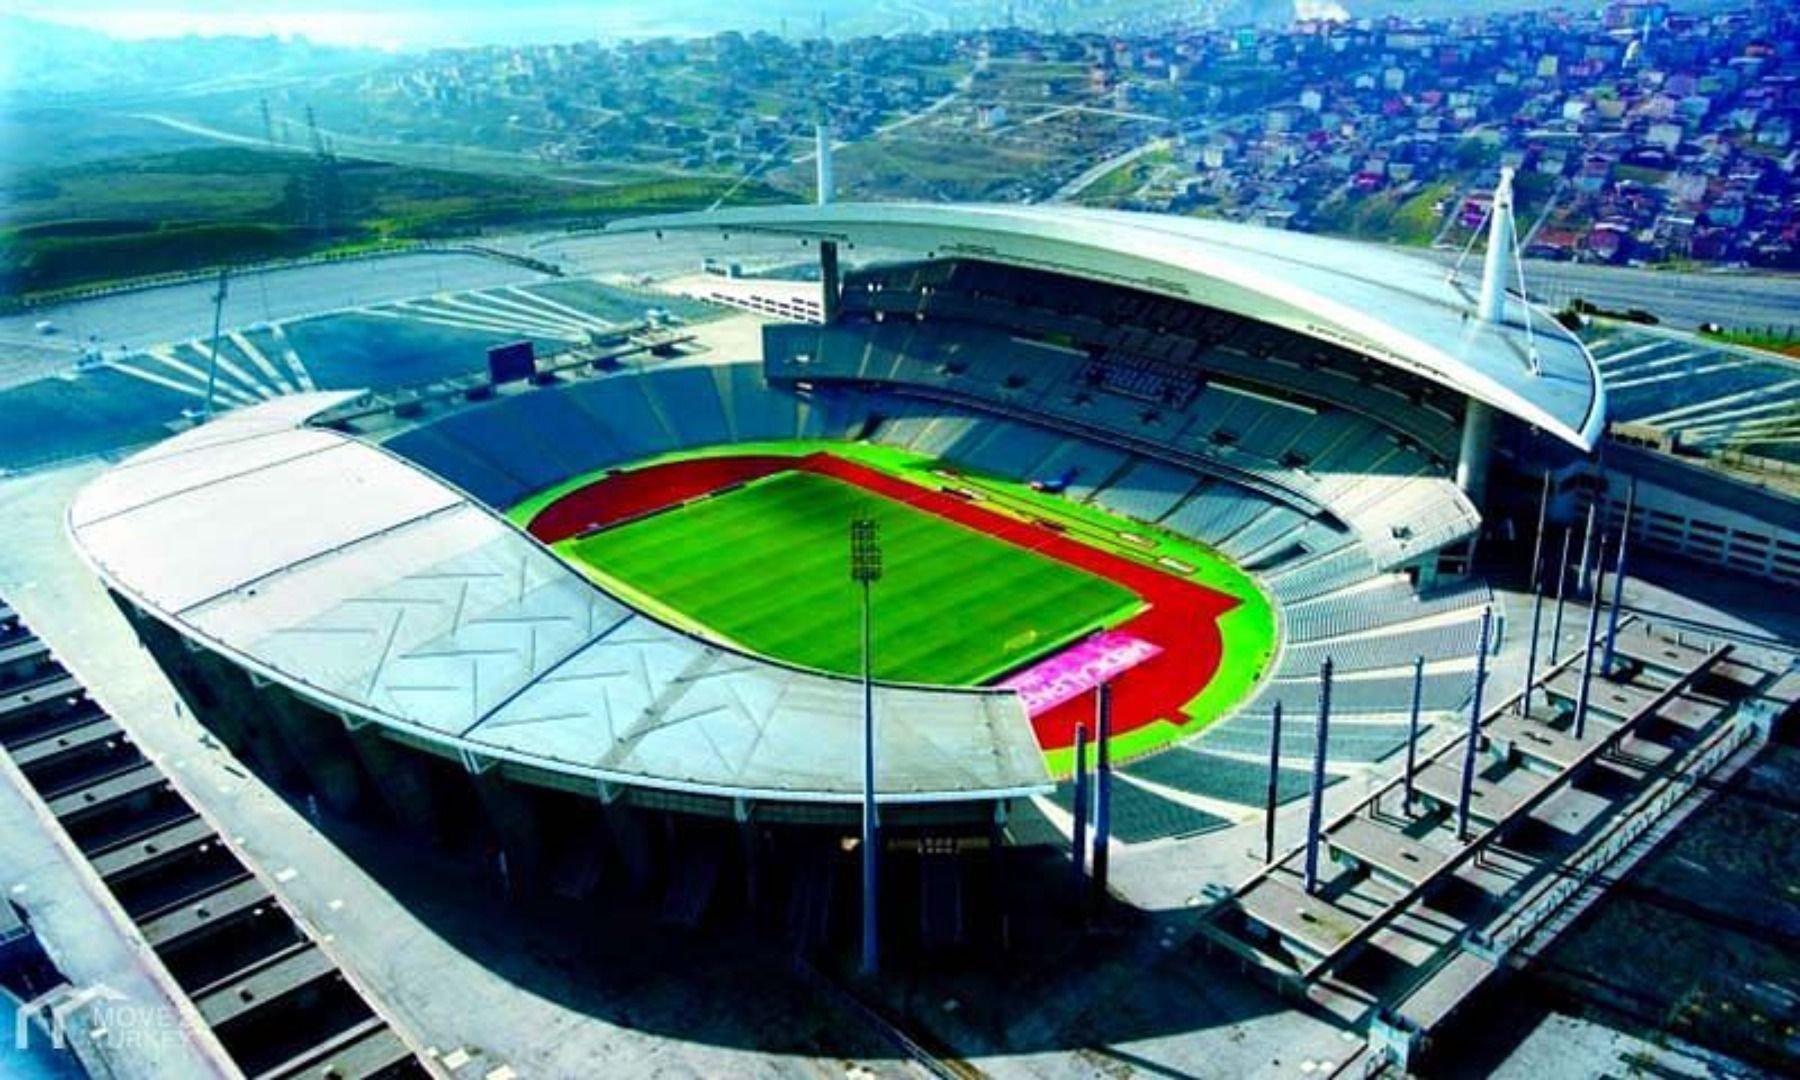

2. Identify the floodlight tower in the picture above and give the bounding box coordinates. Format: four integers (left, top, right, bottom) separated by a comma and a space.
850, 517, 882, 975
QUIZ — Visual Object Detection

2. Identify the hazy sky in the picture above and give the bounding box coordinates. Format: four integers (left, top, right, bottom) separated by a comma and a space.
1, 2, 801, 48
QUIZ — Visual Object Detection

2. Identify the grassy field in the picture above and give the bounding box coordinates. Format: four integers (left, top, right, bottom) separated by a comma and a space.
557, 470, 1143, 685
516, 438, 1279, 767
1, 146, 794, 301
1700, 325, 1800, 358
1309, 179, 1457, 247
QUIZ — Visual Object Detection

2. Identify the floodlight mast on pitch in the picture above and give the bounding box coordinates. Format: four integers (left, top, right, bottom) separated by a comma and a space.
850, 517, 882, 975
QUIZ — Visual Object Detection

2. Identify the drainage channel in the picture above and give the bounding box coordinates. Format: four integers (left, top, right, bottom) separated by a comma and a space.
0, 596, 428, 1080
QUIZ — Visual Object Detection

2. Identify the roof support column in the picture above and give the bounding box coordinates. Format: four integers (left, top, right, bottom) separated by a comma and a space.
1455, 398, 1496, 508
1458, 165, 1519, 511
467, 766, 546, 889
343, 724, 450, 841
1070, 721, 1089, 895
1090, 683, 1113, 917
820, 240, 841, 325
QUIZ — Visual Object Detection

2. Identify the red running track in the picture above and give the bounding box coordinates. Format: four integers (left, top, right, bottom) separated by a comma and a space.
526, 452, 1239, 754
528, 455, 795, 542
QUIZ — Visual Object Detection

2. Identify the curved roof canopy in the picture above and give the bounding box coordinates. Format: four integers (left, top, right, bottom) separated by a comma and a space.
68, 395, 1049, 806
611, 202, 1605, 450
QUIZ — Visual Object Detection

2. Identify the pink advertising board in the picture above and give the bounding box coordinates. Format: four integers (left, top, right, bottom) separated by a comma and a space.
998, 631, 1162, 717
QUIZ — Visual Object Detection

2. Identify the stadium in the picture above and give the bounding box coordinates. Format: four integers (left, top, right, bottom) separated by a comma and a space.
60, 195, 1615, 962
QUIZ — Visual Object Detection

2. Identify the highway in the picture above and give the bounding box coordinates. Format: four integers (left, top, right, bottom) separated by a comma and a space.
0, 253, 547, 390
0, 234, 803, 391
1522, 260, 1800, 331
1423, 253, 1800, 332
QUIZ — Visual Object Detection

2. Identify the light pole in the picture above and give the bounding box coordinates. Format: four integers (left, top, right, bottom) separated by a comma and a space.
850, 517, 882, 975
1403, 655, 1424, 814
204, 268, 229, 421
1528, 471, 1551, 594
1549, 527, 1573, 664
1303, 658, 1333, 896
1262, 701, 1282, 865
1457, 607, 1494, 843
1519, 571, 1545, 715
1601, 480, 1636, 676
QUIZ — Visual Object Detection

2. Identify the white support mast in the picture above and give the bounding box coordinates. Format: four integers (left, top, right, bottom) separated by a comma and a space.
1455, 167, 1529, 509
1477, 166, 1515, 325
815, 122, 834, 206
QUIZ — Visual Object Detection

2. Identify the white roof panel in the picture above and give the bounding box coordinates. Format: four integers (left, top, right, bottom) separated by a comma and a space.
72, 427, 346, 528
121, 390, 364, 466
68, 397, 1050, 804
609, 202, 1606, 450
76, 438, 459, 613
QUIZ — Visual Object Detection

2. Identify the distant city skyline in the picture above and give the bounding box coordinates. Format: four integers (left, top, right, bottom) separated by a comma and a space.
6, 1, 1714, 52
0, 2, 828, 49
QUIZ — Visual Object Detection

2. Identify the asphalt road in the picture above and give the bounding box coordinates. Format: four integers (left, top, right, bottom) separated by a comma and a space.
521, 229, 816, 280
0, 234, 801, 392
0, 252, 548, 386
1457, 255, 1800, 332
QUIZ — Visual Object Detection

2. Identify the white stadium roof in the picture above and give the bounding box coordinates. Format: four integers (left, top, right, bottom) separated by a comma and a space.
69, 394, 1051, 806
611, 202, 1606, 451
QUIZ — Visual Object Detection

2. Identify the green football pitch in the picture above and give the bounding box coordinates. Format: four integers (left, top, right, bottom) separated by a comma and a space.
557, 470, 1143, 684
